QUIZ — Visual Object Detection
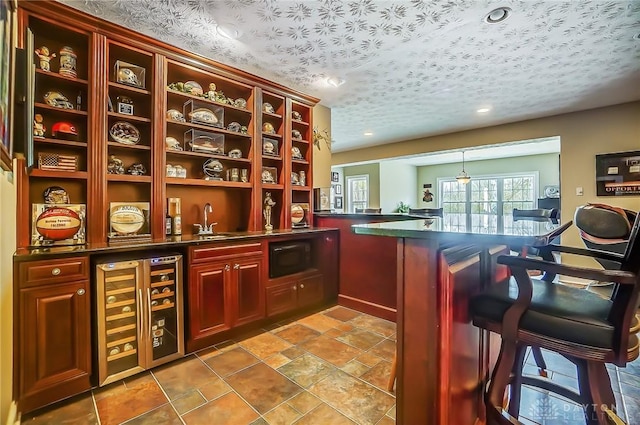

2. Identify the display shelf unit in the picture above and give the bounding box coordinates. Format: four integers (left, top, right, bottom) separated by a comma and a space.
163, 58, 257, 235
16, 0, 319, 250
288, 99, 313, 228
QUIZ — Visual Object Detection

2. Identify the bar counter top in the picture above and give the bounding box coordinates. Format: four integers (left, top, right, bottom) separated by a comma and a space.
14, 227, 336, 260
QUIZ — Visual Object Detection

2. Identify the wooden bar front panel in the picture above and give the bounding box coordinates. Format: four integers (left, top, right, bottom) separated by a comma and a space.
315, 215, 398, 320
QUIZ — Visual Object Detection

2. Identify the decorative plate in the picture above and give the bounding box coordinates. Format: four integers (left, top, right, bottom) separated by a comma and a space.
109, 121, 140, 145
185, 81, 203, 96
189, 108, 218, 125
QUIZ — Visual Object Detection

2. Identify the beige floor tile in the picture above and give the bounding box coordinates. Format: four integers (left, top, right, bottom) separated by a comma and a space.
182, 392, 259, 425
360, 360, 392, 391
356, 352, 384, 367
274, 324, 320, 344
349, 315, 396, 337
204, 346, 259, 377
21, 393, 98, 425
294, 403, 357, 425
225, 363, 303, 414
171, 390, 206, 415
278, 353, 336, 388
123, 404, 182, 425
341, 359, 371, 377
324, 306, 363, 322
152, 356, 218, 400
308, 369, 395, 425
297, 313, 344, 333
264, 352, 293, 369
240, 332, 294, 359
368, 339, 396, 361
95, 377, 168, 425
287, 391, 322, 414
338, 329, 385, 351
199, 377, 232, 401
300, 335, 362, 367
263, 403, 301, 425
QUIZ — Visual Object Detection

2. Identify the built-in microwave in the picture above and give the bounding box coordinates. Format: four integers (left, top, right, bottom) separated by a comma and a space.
269, 240, 312, 278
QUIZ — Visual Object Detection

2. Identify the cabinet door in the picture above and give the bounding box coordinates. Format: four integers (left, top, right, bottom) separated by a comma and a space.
188, 262, 232, 342
233, 256, 264, 326
297, 274, 324, 308
19, 280, 91, 412
266, 281, 298, 317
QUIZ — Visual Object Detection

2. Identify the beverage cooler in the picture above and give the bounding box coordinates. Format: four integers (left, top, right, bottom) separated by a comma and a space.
95, 254, 184, 386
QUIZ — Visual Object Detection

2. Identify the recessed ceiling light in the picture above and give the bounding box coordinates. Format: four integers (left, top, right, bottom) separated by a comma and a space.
216, 24, 241, 40
477, 107, 491, 113
484, 7, 512, 24
363, 132, 373, 136
327, 77, 346, 87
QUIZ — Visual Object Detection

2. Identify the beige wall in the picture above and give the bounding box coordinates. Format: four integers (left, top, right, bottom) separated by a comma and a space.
0, 166, 16, 422
333, 102, 640, 263
312, 104, 332, 189
417, 153, 560, 205
343, 163, 381, 211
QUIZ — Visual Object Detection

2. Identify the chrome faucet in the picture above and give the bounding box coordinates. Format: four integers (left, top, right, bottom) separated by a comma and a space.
194, 203, 217, 235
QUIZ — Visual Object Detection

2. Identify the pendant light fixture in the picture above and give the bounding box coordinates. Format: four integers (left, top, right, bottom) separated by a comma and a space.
456, 151, 471, 184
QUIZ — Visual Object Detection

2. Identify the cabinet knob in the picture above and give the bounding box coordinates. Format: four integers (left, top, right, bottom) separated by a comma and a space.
51, 267, 61, 276
299, 283, 305, 289
292, 285, 297, 290
224, 264, 230, 271
233, 264, 240, 270
76, 288, 85, 296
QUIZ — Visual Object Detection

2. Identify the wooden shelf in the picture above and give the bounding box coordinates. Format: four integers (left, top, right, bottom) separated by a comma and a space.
166, 149, 251, 163
30, 169, 87, 179
166, 178, 252, 188
292, 159, 310, 165
35, 102, 88, 116
106, 311, 136, 321
35, 137, 87, 148
262, 183, 284, 190
262, 132, 282, 139
292, 139, 310, 145
107, 348, 137, 362
107, 111, 151, 123
107, 174, 152, 183
106, 323, 136, 336
108, 81, 151, 95
262, 111, 282, 120
166, 119, 252, 139
262, 155, 283, 162
151, 291, 174, 299
107, 141, 151, 151
105, 299, 135, 309
36, 68, 89, 85
167, 89, 252, 114
151, 280, 175, 288
292, 119, 309, 126
105, 286, 135, 296
106, 335, 136, 348
292, 186, 311, 192
152, 303, 174, 311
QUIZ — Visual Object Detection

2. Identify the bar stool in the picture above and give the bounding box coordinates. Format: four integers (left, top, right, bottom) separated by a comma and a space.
470, 211, 640, 424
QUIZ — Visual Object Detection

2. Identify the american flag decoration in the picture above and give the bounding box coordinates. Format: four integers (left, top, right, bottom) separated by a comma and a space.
38, 153, 78, 172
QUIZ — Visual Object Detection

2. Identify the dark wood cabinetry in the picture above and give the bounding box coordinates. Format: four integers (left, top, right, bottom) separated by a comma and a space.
266, 273, 324, 317
15, 257, 92, 413
186, 242, 265, 351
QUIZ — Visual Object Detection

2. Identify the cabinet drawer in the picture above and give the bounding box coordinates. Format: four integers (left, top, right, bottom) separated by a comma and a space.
20, 257, 89, 286
190, 242, 264, 263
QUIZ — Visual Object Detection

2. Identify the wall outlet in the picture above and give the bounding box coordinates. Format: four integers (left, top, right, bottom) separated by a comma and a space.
576, 187, 584, 196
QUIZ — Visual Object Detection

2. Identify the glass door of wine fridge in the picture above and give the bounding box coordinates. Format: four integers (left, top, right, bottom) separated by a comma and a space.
96, 254, 184, 385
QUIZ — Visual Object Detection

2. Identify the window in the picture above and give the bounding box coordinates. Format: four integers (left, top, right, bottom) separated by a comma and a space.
439, 173, 537, 232
346, 175, 369, 213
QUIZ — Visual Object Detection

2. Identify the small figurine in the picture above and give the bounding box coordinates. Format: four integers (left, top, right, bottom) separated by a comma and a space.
107, 155, 125, 175
34, 46, 56, 71
33, 114, 46, 138
263, 192, 276, 232
127, 163, 147, 176
204, 83, 217, 100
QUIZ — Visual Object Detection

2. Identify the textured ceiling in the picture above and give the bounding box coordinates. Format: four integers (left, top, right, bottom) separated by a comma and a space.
60, 0, 640, 152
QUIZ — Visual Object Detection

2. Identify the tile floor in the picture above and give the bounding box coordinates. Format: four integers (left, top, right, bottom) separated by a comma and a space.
23, 306, 397, 425
22, 305, 640, 425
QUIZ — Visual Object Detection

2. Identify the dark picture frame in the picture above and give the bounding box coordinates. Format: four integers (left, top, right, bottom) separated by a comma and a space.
0, 0, 16, 171
331, 171, 339, 182
335, 196, 343, 209
595, 150, 640, 196
334, 183, 342, 195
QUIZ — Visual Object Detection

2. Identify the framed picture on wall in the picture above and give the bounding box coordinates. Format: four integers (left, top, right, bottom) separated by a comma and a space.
331, 171, 339, 182
595, 150, 640, 196
335, 196, 343, 209
334, 184, 342, 195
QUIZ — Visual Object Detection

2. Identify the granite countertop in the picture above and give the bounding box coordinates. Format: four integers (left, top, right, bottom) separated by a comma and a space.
14, 227, 336, 260
352, 218, 572, 247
